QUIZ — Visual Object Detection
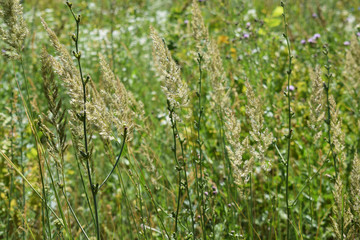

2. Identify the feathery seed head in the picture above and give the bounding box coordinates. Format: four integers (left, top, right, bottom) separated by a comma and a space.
191, 0, 209, 52
331, 176, 355, 239
350, 152, 360, 221
245, 80, 273, 171
41, 17, 83, 112
0, 0, 28, 59
87, 54, 136, 141
329, 95, 345, 164
308, 66, 325, 141
208, 40, 230, 111
150, 26, 190, 116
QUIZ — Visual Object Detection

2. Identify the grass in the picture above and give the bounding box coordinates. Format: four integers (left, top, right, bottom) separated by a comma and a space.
0, 0, 359, 239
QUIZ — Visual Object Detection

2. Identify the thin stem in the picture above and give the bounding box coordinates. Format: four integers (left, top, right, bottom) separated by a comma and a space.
137, 184, 148, 239
61, 188, 90, 240
6, 90, 15, 240
0, 150, 64, 228
13, 62, 52, 238
249, 173, 254, 240
281, 2, 293, 239
98, 127, 127, 190
20, 131, 25, 240
44, 153, 72, 239
291, 150, 331, 207
66, 2, 99, 239
323, 47, 338, 178
167, 103, 182, 235
196, 53, 206, 239
74, 149, 96, 225
219, 113, 232, 201
175, 123, 196, 239
274, 142, 287, 166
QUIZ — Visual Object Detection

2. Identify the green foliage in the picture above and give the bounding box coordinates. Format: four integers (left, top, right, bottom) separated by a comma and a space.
0, 0, 359, 239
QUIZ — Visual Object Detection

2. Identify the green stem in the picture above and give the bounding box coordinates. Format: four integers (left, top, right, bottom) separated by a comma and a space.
61, 188, 90, 240
167, 103, 182, 235
323, 48, 338, 178
249, 173, 254, 240
175, 123, 196, 239
6, 91, 15, 240
281, 2, 292, 239
196, 53, 206, 240
66, 3, 99, 238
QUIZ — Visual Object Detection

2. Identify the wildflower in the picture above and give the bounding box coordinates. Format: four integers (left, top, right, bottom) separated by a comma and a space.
246, 22, 251, 28
204, 191, 209, 196
243, 33, 250, 39
286, 85, 295, 91
0, 0, 29, 59
184, 19, 189, 24
212, 190, 218, 195
344, 41, 350, 46
313, 33, 321, 39
300, 39, 306, 45
312, 13, 318, 18
357, 32, 360, 37
308, 37, 316, 43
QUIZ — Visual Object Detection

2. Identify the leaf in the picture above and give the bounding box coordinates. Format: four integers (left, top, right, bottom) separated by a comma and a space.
272, 6, 283, 17
258, 28, 266, 35
264, 17, 282, 28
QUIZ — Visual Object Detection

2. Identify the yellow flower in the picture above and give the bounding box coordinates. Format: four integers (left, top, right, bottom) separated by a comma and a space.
218, 35, 229, 44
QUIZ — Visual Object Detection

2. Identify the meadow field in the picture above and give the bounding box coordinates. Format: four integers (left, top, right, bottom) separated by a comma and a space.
0, 0, 359, 239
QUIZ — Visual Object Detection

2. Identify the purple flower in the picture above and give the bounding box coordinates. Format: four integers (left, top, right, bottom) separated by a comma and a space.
243, 33, 250, 39
204, 191, 209, 196
300, 39, 306, 45
343, 41, 350, 46
246, 22, 251, 28
308, 37, 316, 43
356, 32, 360, 37
313, 33, 321, 39
2, 49, 6, 53
312, 13, 318, 18
212, 186, 217, 191
212, 191, 218, 195
228, 203, 232, 207
184, 19, 189, 24
287, 85, 295, 91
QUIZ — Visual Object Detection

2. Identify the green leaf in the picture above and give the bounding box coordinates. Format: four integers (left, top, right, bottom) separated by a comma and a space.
272, 6, 283, 17
264, 17, 282, 28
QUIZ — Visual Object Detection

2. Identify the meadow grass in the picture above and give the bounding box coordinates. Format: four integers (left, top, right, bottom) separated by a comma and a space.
0, 0, 359, 239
